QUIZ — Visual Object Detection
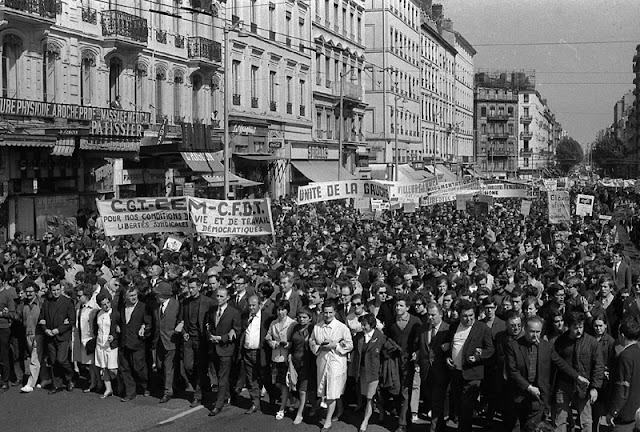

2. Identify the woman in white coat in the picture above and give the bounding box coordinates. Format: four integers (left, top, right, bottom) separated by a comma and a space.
310, 299, 353, 432
94, 292, 118, 398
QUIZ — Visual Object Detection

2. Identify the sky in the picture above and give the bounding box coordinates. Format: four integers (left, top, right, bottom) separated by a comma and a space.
441, 0, 640, 146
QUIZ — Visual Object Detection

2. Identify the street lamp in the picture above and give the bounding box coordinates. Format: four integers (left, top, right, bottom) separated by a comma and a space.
223, 19, 245, 199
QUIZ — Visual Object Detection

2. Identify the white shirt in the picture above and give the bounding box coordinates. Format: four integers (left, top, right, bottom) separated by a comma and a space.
125, 302, 137, 324
364, 329, 375, 344
160, 299, 170, 315
452, 323, 473, 370
244, 310, 261, 350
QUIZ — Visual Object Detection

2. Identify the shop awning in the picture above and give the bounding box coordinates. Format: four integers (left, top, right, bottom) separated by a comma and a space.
398, 164, 434, 183
1, 140, 56, 148
292, 160, 356, 182
181, 151, 224, 172
51, 138, 75, 156
425, 164, 458, 183
201, 172, 262, 187
236, 153, 285, 161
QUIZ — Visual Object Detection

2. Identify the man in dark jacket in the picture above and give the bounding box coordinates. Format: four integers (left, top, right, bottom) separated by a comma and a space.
606, 316, 640, 431
445, 299, 495, 432
505, 315, 588, 432
112, 286, 152, 402
38, 280, 75, 393
152, 281, 180, 403
553, 311, 605, 432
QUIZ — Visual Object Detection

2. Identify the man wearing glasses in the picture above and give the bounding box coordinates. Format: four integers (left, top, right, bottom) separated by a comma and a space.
370, 281, 394, 329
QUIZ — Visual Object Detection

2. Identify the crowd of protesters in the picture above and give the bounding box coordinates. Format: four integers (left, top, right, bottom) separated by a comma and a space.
0, 185, 639, 432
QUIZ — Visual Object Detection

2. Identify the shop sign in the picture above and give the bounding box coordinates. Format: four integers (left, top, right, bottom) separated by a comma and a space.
308, 145, 328, 160
118, 169, 165, 185
268, 139, 283, 149
91, 120, 144, 137
0, 97, 150, 124
232, 125, 257, 135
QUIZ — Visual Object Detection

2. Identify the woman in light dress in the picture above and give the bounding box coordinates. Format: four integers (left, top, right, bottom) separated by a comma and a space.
94, 292, 118, 398
72, 283, 101, 392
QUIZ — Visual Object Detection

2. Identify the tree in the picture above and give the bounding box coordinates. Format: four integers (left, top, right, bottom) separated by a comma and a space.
555, 136, 584, 174
591, 131, 626, 178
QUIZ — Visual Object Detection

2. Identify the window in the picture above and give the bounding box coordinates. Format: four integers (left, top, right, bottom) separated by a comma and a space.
134, 66, 147, 111
109, 58, 122, 105
508, 106, 513, 116
173, 73, 182, 120
191, 74, 202, 122
80, 57, 93, 106
269, 71, 276, 103
286, 76, 292, 103
232, 60, 240, 96
2, 36, 21, 98
523, 94, 529, 103
43, 50, 57, 102
299, 79, 305, 107
251, 66, 258, 101
285, 12, 291, 36
155, 71, 164, 121
524, 107, 529, 116
480, 106, 486, 117
481, 124, 486, 134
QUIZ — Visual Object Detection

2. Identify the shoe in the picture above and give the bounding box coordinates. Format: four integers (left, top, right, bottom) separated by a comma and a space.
395, 426, 407, 432
245, 405, 259, 414
359, 425, 368, 432
38, 379, 52, 389
411, 413, 419, 423
83, 387, 94, 393
66, 382, 75, 392
0, 383, 9, 392
224, 397, 231, 406
293, 415, 303, 425
121, 395, 136, 402
159, 395, 172, 403
208, 407, 222, 417
20, 385, 34, 393
48, 387, 62, 395
190, 398, 201, 407
276, 410, 285, 420
331, 410, 343, 422
143, 390, 151, 397
321, 425, 332, 432
101, 391, 113, 399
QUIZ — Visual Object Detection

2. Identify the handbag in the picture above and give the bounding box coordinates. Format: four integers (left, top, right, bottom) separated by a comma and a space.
85, 338, 97, 355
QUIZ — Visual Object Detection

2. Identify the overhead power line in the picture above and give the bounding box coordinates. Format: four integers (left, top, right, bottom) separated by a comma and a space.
474, 40, 639, 47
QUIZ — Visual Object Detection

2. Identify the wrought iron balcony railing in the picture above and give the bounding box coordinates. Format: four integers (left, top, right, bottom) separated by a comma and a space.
101, 10, 148, 43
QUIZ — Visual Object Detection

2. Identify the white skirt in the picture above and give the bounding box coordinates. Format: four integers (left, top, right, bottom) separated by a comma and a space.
95, 345, 118, 370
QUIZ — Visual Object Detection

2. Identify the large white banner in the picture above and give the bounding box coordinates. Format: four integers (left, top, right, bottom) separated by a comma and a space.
96, 197, 193, 236
548, 191, 571, 224
297, 180, 389, 205
188, 197, 274, 237
481, 181, 531, 198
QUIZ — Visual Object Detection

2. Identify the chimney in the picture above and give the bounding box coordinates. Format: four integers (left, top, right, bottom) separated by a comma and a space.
431, 4, 443, 21
421, 0, 433, 14
442, 18, 453, 32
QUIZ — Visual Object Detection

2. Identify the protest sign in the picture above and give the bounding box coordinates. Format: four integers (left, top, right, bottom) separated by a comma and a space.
188, 197, 274, 237
96, 197, 193, 236
353, 196, 371, 210
466, 201, 489, 216
456, 193, 475, 211
297, 180, 389, 205
548, 191, 571, 224
403, 202, 417, 213
575, 194, 594, 217
481, 181, 530, 198
521, 200, 532, 217
35, 195, 78, 237
163, 235, 184, 251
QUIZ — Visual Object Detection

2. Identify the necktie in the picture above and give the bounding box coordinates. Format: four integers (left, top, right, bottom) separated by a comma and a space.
161, 303, 166, 316
528, 343, 537, 383
429, 327, 437, 345
216, 308, 222, 326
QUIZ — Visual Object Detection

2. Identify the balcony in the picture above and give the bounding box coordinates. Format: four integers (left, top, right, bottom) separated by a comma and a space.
232, 94, 240, 106
270, 101, 277, 111
269, 30, 276, 41
187, 36, 222, 68
316, 129, 324, 139
326, 79, 332, 88
487, 114, 509, 121
2, 0, 59, 24
251, 97, 259, 108
487, 132, 510, 139
211, 120, 220, 129
175, 35, 184, 48
102, 10, 148, 47
156, 29, 167, 44
326, 130, 333, 139
286, 102, 292, 114
488, 148, 511, 156
300, 105, 306, 116
520, 115, 532, 124
520, 131, 533, 140
173, 115, 185, 125
342, 81, 363, 101
81, 6, 97, 24
520, 148, 533, 156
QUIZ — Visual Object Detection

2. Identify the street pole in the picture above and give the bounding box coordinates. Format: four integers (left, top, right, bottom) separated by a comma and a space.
223, 24, 230, 199
338, 72, 343, 181
394, 91, 398, 181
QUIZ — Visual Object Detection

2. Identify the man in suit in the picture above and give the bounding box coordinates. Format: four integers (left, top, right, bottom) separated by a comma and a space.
275, 273, 302, 319
112, 286, 152, 402
206, 286, 241, 416
229, 272, 254, 395
445, 299, 495, 432
336, 283, 353, 324
479, 296, 506, 426
38, 279, 75, 393
611, 250, 632, 292
239, 294, 273, 414
178, 277, 215, 407
505, 315, 588, 431
415, 302, 450, 432
152, 281, 180, 403
606, 316, 640, 432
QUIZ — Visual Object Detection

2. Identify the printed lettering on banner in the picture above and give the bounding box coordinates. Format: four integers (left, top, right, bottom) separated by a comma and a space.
96, 197, 194, 236
188, 197, 274, 237
297, 180, 390, 205
481, 181, 531, 198
548, 191, 571, 224
575, 194, 594, 217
